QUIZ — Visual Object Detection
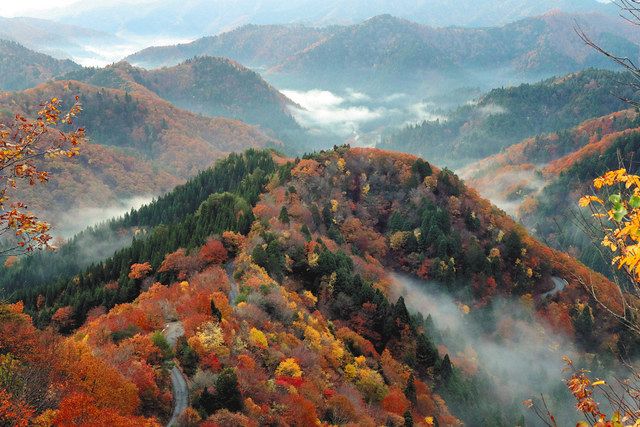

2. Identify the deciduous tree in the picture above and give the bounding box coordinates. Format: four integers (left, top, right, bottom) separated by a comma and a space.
0, 98, 84, 256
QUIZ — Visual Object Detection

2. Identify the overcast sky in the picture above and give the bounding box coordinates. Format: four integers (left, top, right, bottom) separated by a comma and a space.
0, 0, 614, 18
0, 0, 154, 18
0, 0, 78, 17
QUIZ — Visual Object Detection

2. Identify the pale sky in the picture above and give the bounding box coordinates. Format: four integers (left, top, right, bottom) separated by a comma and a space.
0, 0, 615, 19
0, 0, 154, 18
0, 0, 80, 17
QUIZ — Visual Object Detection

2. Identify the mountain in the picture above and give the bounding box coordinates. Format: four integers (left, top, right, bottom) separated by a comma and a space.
2, 146, 625, 425
381, 69, 636, 168
0, 16, 123, 66
61, 58, 302, 140
126, 24, 338, 69
456, 105, 640, 281
461, 109, 640, 210
0, 79, 280, 228
518, 129, 640, 278
267, 12, 640, 94
2, 80, 279, 177
51, 0, 615, 39
0, 40, 80, 90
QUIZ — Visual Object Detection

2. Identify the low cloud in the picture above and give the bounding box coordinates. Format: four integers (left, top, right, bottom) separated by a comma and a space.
460, 167, 546, 217
282, 89, 387, 137
283, 88, 449, 139
75, 34, 194, 66
51, 196, 154, 239
478, 103, 507, 116
389, 272, 581, 424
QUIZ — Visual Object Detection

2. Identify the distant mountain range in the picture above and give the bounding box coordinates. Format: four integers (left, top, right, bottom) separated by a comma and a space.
126, 12, 639, 96
0, 16, 123, 65
51, 0, 615, 38
127, 24, 337, 69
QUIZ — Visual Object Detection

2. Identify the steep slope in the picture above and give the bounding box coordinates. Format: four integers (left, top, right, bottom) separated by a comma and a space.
457, 107, 640, 280
519, 130, 640, 278
3, 147, 626, 425
1, 80, 279, 177
0, 40, 80, 91
0, 80, 279, 227
126, 24, 338, 69
381, 69, 635, 167
62, 58, 301, 139
460, 109, 640, 212
267, 12, 639, 93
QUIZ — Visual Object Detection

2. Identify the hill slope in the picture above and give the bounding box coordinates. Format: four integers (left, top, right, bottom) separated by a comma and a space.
126, 24, 337, 69
520, 127, 640, 278
2, 146, 626, 425
456, 106, 640, 281
0, 40, 80, 91
266, 12, 640, 93
0, 80, 279, 228
381, 69, 635, 167
62, 58, 301, 139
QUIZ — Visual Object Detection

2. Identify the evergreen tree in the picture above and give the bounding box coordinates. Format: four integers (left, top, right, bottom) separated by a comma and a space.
195, 387, 216, 417
403, 409, 414, 427
301, 224, 312, 240
504, 231, 523, 262
279, 206, 290, 224
215, 368, 243, 412
394, 296, 411, 326
416, 333, 439, 370
405, 373, 417, 404
176, 336, 199, 377
411, 158, 432, 180
439, 354, 453, 382
210, 298, 222, 321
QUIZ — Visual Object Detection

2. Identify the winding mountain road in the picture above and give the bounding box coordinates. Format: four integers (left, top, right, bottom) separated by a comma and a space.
226, 261, 239, 305
164, 262, 237, 426
164, 322, 188, 427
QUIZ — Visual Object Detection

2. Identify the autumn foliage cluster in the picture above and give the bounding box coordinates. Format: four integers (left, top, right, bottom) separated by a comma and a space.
1, 146, 626, 425
0, 97, 84, 255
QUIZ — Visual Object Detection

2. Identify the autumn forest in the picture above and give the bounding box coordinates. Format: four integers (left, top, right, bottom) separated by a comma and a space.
3, 1, 640, 426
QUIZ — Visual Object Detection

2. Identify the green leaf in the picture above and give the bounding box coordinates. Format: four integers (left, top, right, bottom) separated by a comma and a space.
609, 194, 622, 204
613, 208, 628, 222
630, 195, 640, 209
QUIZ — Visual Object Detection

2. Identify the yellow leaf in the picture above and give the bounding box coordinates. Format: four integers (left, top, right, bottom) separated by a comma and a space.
579, 195, 604, 207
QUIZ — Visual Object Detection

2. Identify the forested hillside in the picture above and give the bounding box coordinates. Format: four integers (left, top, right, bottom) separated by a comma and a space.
0, 40, 80, 90
62, 58, 303, 142
0, 81, 279, 225
520, 131, 640, 278
1, 146, 628, 425
457, 106, 640, 279
267, 12, 640, 93
381, 69, 635, 167
126, 24, 338, 69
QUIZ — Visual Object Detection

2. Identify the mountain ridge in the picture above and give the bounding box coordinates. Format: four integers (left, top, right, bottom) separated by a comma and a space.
0, 39, 81, 90
61, 57, 301, 139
